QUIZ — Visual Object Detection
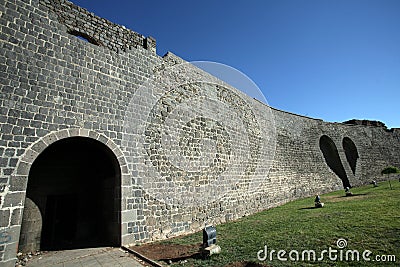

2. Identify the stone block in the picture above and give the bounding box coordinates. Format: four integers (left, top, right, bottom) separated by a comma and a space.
2, 193, 25, 208
0, 210, 10, 228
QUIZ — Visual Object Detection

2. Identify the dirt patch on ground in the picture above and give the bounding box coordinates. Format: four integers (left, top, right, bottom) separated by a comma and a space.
133, 242, 203, 262
299, 193, 370, 210
131, 243, 270, 266
324, 193, 368, 202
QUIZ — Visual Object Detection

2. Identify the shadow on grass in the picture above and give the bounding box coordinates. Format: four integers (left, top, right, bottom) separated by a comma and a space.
299, 206, 319, 210
338, 193, 368, 198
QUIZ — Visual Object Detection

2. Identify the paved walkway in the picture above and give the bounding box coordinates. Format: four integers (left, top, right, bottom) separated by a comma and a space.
23, 247, 147, 267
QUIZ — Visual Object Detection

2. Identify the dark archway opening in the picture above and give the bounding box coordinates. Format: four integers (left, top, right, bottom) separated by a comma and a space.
20, 137, 121, 252
67, 29, 101, 46
319, 135, 351, 188
343, 137, 359, 176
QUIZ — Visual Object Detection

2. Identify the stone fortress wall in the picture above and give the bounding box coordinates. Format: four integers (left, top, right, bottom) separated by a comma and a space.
1, 0, 399, 265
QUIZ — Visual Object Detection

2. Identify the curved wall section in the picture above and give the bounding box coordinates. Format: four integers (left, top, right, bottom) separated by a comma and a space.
0, 0, 399, 264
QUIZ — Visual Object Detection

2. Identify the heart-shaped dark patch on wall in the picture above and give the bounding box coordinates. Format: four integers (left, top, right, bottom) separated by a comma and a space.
342, 137, 359, 176
319, 135, 351, 188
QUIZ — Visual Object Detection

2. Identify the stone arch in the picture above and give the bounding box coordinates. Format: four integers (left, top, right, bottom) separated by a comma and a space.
14, 128, 129, 252
67, 29, 101, 46
14, 128, 129, 192
319, 135, 351, 188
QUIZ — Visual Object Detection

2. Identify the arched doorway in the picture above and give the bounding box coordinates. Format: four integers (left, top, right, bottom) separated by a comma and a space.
19, 137, 121, 251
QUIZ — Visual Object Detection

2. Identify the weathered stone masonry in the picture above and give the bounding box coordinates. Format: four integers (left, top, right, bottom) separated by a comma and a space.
0, 0, 399, 265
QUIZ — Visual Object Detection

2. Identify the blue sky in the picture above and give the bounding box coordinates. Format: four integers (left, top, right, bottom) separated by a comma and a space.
71, 0, 400, 128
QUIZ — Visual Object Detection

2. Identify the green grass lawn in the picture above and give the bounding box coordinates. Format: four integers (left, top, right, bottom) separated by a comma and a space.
155, 180, 400, 266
